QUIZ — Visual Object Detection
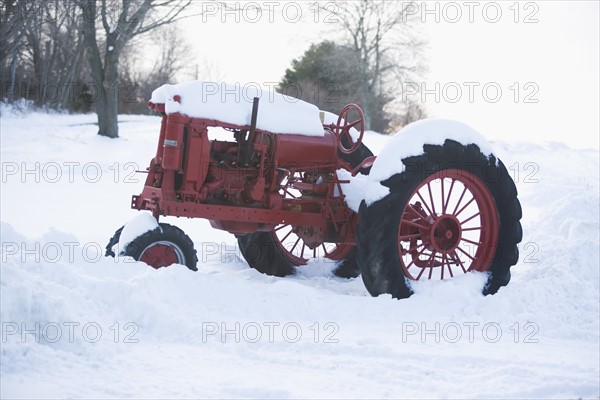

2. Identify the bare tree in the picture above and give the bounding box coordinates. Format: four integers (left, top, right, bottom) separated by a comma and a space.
1, 1, 89, 108
1, 0, 30, 103
21, 1, 86, 108
333, 0, 427, 130
118, 23, 193, 114
76, 0, 193, 138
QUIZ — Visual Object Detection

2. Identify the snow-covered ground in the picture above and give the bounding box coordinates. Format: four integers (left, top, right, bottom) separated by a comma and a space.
1, 108, 599, 398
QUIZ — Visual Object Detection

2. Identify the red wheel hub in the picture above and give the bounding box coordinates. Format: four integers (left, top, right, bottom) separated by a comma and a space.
397, 169, 499, 280
429, 214, 462, 253
139, 243, 181, 269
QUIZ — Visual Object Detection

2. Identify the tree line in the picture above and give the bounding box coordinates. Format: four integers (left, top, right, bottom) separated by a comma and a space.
2, 0, 427, 137
1, 0, 193, 137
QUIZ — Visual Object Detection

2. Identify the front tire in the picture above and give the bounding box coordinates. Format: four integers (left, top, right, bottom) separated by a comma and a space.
122, 223, 198, 271
357, 139, 522, 299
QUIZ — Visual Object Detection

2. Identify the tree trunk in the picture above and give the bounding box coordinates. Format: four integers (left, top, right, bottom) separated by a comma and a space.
7, 45, 19, 103
94, 48, 119, 138
79, 0, 119, 138
96, 87, 119, 138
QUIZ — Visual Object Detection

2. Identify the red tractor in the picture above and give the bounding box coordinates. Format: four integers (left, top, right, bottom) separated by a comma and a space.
106, 82, 522, 299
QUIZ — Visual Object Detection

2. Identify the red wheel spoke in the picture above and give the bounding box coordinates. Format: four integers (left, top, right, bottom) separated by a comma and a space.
428, 261, 435, 279
417, 191, 434, 217
321, 244, 329, 256
441, 178, 445, 214
443, 179, 456, 214
427, 181, 436, 215
407, 203, 428, 219
403, 242, 425, 256
414, 252, 435, 280
456, 246, 475, 261
280, 229, 293, 243
452, 186, 468, 215
274, 224, 288, 232
447, 253, 455, 277
415, 254, 432, 280
455, 197, 476, 218
451, 250, 465, 273
313, 247, 317, 258
441, 253, 447, 279
284, 188, 297, 199
401, 218, 429, 230
461, 212, 480, 225
462, 226, 481, 231
290, 237, 301, 253
403, 245, 427, 269
398, 233, 422, 241
300, 243, 306, 259
461, 237, 480, 246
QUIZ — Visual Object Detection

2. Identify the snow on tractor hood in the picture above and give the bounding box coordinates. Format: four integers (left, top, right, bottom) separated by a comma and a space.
151, 81, 325, 136
364, 118, 496, 205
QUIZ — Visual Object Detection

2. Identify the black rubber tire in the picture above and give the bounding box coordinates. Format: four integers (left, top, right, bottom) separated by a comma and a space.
106, 223, 198, 271
357, 139, 522, 299
237, 232, 296, 277
105, 226, 124, 258
238, 142, 373, 278
333, 142, 373, 278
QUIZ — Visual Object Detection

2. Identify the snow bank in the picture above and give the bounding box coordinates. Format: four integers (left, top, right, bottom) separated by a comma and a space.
1, 113, 599, 399
364, 118, 495, 205
150, 81, 325, 136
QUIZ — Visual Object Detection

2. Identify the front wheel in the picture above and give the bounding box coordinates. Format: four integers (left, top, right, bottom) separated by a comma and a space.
110, 223, 198, 271
357, 140, 522, 299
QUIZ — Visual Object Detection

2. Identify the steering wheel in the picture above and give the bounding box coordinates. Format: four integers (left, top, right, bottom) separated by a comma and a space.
335, 104, 365, 154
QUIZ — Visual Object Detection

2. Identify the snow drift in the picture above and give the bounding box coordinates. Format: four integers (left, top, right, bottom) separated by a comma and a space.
1, 109, 598, 398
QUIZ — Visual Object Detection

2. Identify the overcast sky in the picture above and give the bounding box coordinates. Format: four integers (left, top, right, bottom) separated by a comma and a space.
179, 1, 599, 149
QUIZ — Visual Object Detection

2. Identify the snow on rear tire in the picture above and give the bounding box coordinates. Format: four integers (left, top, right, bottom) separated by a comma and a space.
357, 139, 522, 299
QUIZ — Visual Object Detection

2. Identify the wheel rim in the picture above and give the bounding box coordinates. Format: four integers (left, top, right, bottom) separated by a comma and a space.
139, 241, 186, 269
397, 169, 499, 280
274, 169, 355, 265
272, 225, 354, 265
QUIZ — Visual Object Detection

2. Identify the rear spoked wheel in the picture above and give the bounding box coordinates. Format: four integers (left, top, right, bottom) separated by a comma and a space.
397, 168, 498, 280
238, 142, 373, 278
237, 226, 355, 277
357, 140, 522, 299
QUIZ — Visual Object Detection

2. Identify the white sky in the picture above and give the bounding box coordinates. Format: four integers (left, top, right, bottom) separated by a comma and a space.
178, 1, 599, 149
